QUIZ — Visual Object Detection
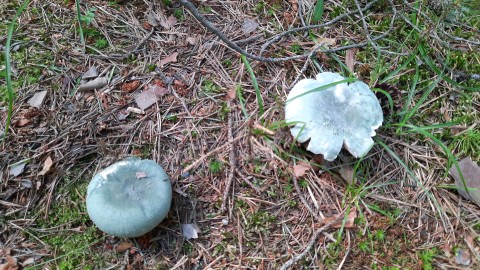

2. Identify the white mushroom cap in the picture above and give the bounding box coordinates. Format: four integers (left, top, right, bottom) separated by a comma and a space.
285, 72, 383, 161
86, 158, 172, 237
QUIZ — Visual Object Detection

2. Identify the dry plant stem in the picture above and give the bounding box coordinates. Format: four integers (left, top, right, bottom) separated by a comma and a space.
181, 134, 246, 174
280, 216, 341, 270
292, 174, 323, 222
178, 0, 380, 62
288, 42, 325, 91
221, 100, 236, 212
259, 0, 380, 55
177, 0, 306, 62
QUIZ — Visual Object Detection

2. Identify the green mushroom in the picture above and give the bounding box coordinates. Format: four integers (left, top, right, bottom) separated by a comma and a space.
86, 158, 172, 237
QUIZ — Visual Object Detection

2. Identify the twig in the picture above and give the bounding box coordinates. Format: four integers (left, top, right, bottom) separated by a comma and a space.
221, 100, 236, 212
178, 0, 385, 62
292, 173, 323, 222
279, 216, 341, 270
181, 134, 246, 174
178, 0, 307, 62
287, 42, 325, 91
259, 0, 380, 55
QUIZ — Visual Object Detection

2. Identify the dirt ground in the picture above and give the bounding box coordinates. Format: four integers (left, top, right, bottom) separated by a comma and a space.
1, 0, 480, 269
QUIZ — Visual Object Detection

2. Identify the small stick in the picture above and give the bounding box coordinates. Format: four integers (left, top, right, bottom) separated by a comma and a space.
181, 134, 246, 174
279, 216, 341, 270
221, 100, 236, 212
292, 173, 323, 222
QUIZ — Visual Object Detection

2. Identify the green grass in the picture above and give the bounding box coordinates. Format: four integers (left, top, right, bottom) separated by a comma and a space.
2, 0, 31, 141
241, 55, 264, 116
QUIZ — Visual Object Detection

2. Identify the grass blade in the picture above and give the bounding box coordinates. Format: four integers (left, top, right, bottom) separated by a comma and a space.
75, 0, 86, 51
375, 138, 448, 229
311, 0, 324, 23
241, 55, 264, 116
419, 44, 480, 91
3, 0, 31, 142
236, 84, 249, 118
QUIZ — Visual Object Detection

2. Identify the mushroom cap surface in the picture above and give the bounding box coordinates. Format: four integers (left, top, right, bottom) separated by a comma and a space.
285, 72, 383, 161
86, 158, 172, 237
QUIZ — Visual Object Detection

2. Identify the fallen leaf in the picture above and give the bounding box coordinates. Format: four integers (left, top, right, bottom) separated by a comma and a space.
99, 93, 109, 110
182, 224, 201, 240
27, 90, 48, 108
345, 49, 357, 73
82, 66, 98, 80
9, 162, 26, 177
116, 242, 133, 253
148, 84, 168, 97
134, 90, 159, 111
316, 37, 336, 47
449, 157, 480, 206
38, 156, 53, 176
323, 209, 357, 229
121, 80, 141, 93
242, 19, 259, 34
0, 255, 18, 270
293, 161, 312, 177
146, 11, 158, 27
339, 166, 356, 185
455, 249, 471, 266
226, 88, 236, 100
117, 110, 130, 120
19, 179, 33, 188
186, 35, 198, 45
13, 118, 31, 127
157, 52, 178, 68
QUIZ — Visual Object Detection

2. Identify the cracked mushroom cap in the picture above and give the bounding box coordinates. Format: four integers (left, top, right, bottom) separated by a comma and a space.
285, 72, 383, 161
86, 158, 172, 237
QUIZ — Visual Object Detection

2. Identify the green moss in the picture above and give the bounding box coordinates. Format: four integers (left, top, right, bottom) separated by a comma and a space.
26, 179, 106, 270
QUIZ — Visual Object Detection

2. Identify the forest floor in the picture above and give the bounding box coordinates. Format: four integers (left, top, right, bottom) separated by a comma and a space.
1, 0, 480, 269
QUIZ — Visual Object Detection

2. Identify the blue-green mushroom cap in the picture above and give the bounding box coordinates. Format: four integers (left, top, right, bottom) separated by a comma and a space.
285, 72, 383, 161
86, 158, 172, 237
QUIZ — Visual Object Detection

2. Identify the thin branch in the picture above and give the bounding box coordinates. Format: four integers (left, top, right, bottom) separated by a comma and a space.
221, 100, 236, 212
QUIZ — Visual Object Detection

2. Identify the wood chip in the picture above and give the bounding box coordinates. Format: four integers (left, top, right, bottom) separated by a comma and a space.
78, 77, 108, 91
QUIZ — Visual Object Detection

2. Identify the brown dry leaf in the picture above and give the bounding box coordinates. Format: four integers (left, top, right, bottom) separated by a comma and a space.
449, 157, 480, 206
134, 90, 159, 111
157, 52, 178, 68
116, 242, 133, 253
293, 161, 312, 177
345, 49, 357, 73
38, 156, 53, 176
316, 37, 336, 47
226, 88, 236, 100
323, 209, 357, 229
148, 84, 168, 97
14, 118, 30, 127
99, 93, 109, 110
0, 255, 19, 270
289, 0, 298, 11
121, 81, 141, 93
339, 166, 357, 185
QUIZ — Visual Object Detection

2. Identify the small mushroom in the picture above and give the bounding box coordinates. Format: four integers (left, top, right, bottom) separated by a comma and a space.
285, 72, 383, 161
86, 158, 172, 237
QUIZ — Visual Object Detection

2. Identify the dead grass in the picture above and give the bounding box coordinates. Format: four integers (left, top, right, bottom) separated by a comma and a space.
1, 0, 480, 269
